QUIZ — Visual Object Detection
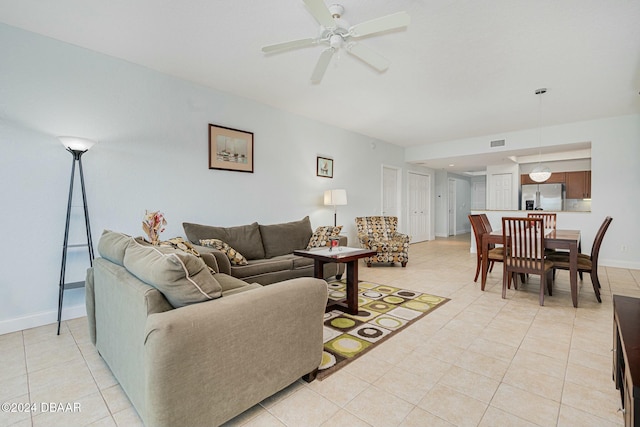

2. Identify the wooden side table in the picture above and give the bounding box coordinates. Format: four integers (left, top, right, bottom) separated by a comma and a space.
613, 295, 640, 426
293, 247, 376, 314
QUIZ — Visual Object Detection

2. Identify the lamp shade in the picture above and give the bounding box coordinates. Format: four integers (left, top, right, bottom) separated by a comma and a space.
58, 136, 97, 152
324, 189, 347, 206
529, 165, 552, 183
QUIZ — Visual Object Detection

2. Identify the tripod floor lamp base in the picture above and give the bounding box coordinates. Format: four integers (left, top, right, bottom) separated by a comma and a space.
57, 137, 96, 335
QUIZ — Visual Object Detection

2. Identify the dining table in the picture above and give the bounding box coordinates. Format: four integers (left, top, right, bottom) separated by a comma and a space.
481, 229, 582, 307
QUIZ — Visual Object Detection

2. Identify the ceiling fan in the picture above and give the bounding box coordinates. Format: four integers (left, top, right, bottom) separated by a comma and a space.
262, 0, 410, 83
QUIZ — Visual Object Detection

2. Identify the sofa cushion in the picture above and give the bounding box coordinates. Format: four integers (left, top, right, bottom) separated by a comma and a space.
292, 256, 314, 270
183, 222, 265, 260
259, 216, 313, 258
97, 230, 132, 266
123, 238, 222, 308
214, 273, 262, 296
307, 225, 342, 249
199, 238, 248, 266
229, 256, 295, 280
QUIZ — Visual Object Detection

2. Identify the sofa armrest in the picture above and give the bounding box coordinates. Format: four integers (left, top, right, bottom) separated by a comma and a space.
391, 232, 411, 244
192, 244, 231, 274
357, 232, 371, 247
143, 277, 328, 427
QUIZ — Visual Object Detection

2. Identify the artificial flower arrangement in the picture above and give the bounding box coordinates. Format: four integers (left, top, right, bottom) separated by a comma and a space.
142, 210, 167, 245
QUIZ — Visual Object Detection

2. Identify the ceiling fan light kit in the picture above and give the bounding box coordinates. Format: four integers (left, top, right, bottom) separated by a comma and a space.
261, 0, 410, 83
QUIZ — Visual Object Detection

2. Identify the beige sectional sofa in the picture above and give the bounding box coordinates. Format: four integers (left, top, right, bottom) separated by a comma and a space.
183, 216, 346, 285
87, 230, 328, 427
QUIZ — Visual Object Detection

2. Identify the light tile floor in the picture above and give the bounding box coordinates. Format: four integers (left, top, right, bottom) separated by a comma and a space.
2, 234, 638, 427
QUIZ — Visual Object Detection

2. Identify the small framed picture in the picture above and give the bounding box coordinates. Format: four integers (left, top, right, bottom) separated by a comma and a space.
317, 156, 333, 178
209, 124, 254, 173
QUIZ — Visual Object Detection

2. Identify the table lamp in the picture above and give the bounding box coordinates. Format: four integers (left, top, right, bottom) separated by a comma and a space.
324, 189, 347, 227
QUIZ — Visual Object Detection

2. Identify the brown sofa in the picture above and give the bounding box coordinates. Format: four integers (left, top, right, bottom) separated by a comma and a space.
87, 230, 327, 427
183, 216, 346, 285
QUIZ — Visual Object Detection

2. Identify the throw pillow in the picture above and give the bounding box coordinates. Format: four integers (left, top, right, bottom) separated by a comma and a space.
124, 238, 222, 308
307, 225, 343, 249
199, 238, 249, 266
159, 237, 216, 274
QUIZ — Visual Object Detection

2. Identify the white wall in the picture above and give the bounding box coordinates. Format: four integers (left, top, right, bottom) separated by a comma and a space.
0, 24, 431, 334
519, 158, 591, 175
407, 114, 640, 269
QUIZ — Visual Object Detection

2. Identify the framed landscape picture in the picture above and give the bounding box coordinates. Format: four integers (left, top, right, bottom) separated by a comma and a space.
209, 124, 254, 173
317, 156, 333, 178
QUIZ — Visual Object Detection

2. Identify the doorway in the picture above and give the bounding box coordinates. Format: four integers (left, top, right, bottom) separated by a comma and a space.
448, 178, 456, 236
382, 165, 401, 221
489, 173, 513, 210
408, 172, 431, 242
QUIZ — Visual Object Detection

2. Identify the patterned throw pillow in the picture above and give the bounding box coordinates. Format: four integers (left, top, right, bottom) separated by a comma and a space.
307, 226, 343, 249
199, 238, 248, 266
158, 237, 216, 274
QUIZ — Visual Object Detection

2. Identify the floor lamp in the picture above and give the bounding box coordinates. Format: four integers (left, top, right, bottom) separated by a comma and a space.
57, 136, 96, 335
324, 189, 347, 227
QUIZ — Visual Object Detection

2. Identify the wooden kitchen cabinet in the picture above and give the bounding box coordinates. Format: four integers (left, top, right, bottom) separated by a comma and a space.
520, 172, 565, 185
565, 171, 591, 199
613, 295, 640, 427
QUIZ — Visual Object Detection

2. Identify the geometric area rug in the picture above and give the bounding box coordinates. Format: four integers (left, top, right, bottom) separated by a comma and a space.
318, 279, 449, 380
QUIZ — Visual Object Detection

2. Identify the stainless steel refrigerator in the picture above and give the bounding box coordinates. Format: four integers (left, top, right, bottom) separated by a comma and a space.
521, 183, 564, 211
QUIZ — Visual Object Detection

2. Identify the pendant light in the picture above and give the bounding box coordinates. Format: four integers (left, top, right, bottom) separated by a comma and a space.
529, 88, 551, 183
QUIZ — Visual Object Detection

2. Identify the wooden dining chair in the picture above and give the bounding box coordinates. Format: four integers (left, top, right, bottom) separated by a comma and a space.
502, 217, 555, 306
468, 214, 503, 283
480, 213, 493, 232
527, 212, 557, 229
548, 216, 613, 303
527, 212, 559, 257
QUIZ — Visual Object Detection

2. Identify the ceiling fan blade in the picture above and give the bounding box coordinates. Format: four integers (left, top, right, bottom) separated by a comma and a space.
346, 43, 390, 72
262, 38, 316, 53
349, 11, 410, 38
303, 0, 336, 29
310, 48, 334, 83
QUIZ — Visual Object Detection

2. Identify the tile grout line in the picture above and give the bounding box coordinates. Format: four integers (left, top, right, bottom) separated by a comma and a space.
21, 329, 34, 427
69, 319, 119, 427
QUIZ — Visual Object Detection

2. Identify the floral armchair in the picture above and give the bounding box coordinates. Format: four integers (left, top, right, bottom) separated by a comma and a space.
355, 216, 410, 267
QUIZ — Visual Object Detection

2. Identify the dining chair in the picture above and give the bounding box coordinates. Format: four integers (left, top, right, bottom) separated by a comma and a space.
527, 212, 557, 229
502, 217, 554, 306
468, 214, 503, 283
480, 213, 493, 232
548, 216, 613, 303
527, 212, 559, 257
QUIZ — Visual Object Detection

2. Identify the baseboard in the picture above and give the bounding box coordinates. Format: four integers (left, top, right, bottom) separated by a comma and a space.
600, 258, 640, 270
0, 304, 87, 336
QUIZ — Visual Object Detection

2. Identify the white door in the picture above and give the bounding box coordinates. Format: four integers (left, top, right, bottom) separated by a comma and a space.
491, 173, 513, 210
472, 181, 486, 210
408, 172, 430, 242
448, 178, 456, 236
382, 166, 400, 219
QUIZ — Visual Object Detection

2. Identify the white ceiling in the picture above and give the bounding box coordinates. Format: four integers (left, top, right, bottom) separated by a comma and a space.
1, 0, 639, 170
